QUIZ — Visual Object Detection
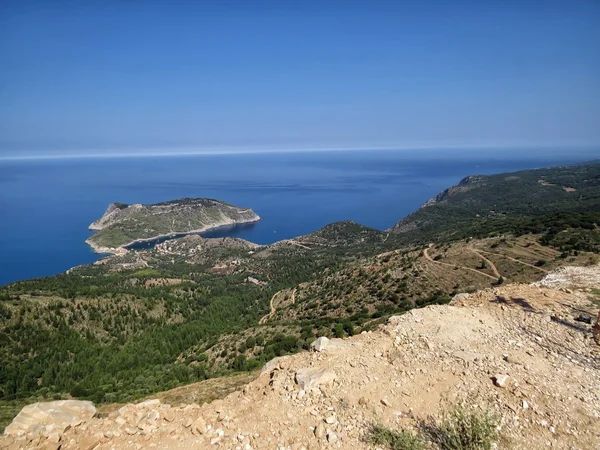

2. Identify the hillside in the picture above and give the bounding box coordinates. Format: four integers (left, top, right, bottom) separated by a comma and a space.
86, 198, 260, 253
2, 267, 599, 449
390, 163, 600, 246
1, 162, 599, 437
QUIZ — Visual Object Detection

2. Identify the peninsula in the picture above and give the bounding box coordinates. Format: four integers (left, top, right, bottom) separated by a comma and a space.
85, 198, 260, 253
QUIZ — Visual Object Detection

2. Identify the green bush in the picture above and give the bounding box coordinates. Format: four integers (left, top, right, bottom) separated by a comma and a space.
423, 405, 498, 450
368, 425, 425, 450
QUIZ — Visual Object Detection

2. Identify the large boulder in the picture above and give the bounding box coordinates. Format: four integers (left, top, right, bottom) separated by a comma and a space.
310, 336, 330, 352
295, 367, 336, 391
4, 400, 96, 437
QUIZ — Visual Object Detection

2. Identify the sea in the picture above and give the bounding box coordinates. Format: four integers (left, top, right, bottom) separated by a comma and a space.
0, 148, 597, 286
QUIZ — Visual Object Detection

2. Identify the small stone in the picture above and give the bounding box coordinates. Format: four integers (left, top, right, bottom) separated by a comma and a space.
358, 397, 368, 406
125, 427, 137, 435
163, 409, 175, 422
503, 354, 524, 365
381, 398, 390, 407
493, 374, 511, 388
522, 400, 529, 409
47, 432, 61, 443
184, 418, 193, 428
325, 416, 337, 424
191, 416, 207, 435
327, 431, 338, 443
314, 423, 326, 439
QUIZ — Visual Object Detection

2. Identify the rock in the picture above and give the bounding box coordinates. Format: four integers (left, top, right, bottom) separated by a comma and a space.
324, 416, 337, 424
3, 400, 96, 438
327, 431, 338, 443
522, 400, 529, 409
183, 418, 193, 428
452, 293, 471, 302
493, 374, 511, 388
381, 398, 390, 407
136, 399, 161, 409
295, 367, 336, 391
310, 337, 330, 352
191, 416, 207, 435
358, 397, 368, 406
79, 434, 101, 450
503, 354, 524, 365
163, 409, 175, 422
261, 356, 290, 375
574, 314, 593, 324
314, 423, 326, 439
453, 351, 483, 362
47, 432, 61, 443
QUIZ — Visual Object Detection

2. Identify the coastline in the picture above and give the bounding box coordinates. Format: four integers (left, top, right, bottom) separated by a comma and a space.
85, 215, 261, 254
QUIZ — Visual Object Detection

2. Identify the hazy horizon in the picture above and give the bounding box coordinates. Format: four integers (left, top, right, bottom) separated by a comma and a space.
1, 143, 599, 162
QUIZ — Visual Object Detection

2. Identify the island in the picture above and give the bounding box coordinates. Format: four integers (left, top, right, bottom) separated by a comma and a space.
85, 198, 260, 254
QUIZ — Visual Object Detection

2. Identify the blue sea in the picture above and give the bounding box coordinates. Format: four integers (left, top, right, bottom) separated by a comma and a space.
0, 148, 596, 286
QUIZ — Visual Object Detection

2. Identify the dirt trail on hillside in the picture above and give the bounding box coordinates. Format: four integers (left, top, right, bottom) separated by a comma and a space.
479, 249, 550, 273
5, 266, 600, 450
258, 292, 279, 325
423, 245, 498, 281
258, 289, 296, 324
469, 247, 501, 278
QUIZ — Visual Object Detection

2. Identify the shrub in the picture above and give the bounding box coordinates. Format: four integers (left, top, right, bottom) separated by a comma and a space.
422, 405, 498, 450
368, 424, 425, 450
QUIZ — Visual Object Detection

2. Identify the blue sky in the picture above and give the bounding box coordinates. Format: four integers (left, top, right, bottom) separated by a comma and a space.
1, 0, 599, 158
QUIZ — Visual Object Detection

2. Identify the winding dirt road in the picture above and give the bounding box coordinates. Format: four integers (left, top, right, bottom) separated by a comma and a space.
422, 245, 498, 281
469, 248, 501, 278
258, 289, 296, 325
477, 249, 549, 273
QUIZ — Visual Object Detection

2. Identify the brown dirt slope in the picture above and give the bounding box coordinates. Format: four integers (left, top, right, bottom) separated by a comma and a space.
3, 266, 600, 450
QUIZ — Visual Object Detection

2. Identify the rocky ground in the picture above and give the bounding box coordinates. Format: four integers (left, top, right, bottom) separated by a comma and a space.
3, 266, 599, 450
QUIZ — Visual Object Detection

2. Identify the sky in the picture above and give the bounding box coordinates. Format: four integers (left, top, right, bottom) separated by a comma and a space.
1, 0, 599, 158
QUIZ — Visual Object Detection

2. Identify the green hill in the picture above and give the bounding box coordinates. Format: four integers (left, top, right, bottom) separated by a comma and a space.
1, 162, 599, 431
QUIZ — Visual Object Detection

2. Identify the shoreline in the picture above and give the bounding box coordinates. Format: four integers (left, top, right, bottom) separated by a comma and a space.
86, 215, 261, 254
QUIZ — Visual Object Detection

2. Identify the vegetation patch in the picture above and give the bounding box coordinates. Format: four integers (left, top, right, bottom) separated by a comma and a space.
368, 405, 499, 450
368, 424, 425, 450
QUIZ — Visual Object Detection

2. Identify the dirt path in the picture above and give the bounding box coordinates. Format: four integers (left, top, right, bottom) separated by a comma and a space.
258, 291, 279, 325
423, 246, 498, 281
258, 289, 296, 324
469, 248, 501, 278
288, 241, 312, 250
478, 249, 549, 273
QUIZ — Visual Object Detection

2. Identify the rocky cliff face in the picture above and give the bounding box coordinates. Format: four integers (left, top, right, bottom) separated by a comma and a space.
85, 198, 260, 253
420, 175, 485, 208
3, 266, 599, 449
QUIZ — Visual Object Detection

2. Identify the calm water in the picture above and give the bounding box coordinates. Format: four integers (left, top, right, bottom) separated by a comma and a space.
0, 149, 595, 286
